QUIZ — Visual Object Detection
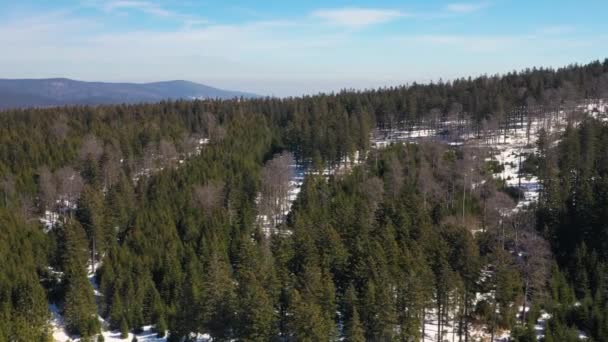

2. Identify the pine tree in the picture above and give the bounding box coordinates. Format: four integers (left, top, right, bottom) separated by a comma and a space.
156, 316, 167, 338
120, 317, 129, 339
235, 270, 277, 341
62, 220, 100, 337
345, 307, 365, 342
288, 289, 333, 341
77, 186, 105, 273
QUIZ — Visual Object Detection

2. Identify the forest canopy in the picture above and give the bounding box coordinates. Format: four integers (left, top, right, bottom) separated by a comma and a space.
0, 59, 608, 341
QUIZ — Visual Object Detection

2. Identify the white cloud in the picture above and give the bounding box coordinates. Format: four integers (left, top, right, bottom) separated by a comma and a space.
102, 0, 173, 17
0, 5, 604, 96
538, 25, 575, 35
311, 8, 406, 28
91, 0, 208, 25
444, 2, 488, 14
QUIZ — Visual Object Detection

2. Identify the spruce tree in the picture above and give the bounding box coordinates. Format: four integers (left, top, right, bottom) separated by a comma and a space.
345, 307, 365, 342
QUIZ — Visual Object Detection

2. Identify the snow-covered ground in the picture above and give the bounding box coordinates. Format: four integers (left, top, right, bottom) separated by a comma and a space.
50, 101, 607, 341
258, 152, 362, 236
369, 100, 608, 341
51, 258, 213, 342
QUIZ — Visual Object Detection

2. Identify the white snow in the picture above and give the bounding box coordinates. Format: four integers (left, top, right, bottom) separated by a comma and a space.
532, 311, 552, 340
40, 210, 60, 232
258, 152, 363, 236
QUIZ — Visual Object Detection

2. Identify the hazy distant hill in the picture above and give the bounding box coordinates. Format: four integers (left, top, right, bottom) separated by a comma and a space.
0, 78, 259, 109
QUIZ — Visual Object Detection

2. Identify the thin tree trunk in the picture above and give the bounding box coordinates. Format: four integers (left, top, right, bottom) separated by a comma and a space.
462, 173, 466, 224
521, 280, 529, 324
422, 307, 426, 341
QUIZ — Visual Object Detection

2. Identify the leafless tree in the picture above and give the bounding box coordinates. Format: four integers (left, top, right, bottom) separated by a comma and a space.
428, 108, 442, 136
159, 139, 178, 168
140, 142, 159, 176
50, 114, 70, 141
202, 112, 225, 142
101, 143, 123, 190
361, 176, 384, 221
19, 194, 36, 222
386, 156, 404, 199
193, 181, 225, 212
55, 167, 84, 217
38, 166, 57, 214
516, 228, 551, 323
181, 133, 204, 157
485, 191, 515, 236
259, 152, 295, 230
79, 134, 104, 162
417, 158, 441, 210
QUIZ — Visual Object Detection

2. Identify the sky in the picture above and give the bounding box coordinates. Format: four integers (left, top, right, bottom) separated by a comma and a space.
1, 0, 607, 96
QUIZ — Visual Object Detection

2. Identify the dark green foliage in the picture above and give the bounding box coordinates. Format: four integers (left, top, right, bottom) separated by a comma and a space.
511, 325, 537, 342
120, 317, 129, 339
155, 315, 167, 338
344, 307, 365, 342
537, 118, 608, 341
1, 59, 608, 340
0, 209, 50, 341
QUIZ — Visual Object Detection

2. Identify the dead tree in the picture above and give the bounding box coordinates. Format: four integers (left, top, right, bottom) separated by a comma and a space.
518, 231, 550, 322
259, 152, 295, 231
159, 139, 178, 169
193, 181, 225, 212
38, 166, 57, 216
100, 143, 123, 190
79, 134, 104, 162
55, 167, 84, 219
50, 114, 70, 141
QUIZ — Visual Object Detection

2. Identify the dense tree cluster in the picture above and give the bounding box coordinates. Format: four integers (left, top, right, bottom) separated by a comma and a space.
535, 118, 608, 341
0, 59, 607, 341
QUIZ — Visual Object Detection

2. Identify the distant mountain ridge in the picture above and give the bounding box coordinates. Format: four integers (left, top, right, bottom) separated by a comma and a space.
0, 78, 259, 109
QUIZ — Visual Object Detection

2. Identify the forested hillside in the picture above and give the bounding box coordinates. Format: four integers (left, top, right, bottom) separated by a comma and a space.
1, 60, 608, 342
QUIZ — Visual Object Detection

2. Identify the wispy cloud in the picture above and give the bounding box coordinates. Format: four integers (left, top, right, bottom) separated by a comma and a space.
538, 25, 575, 35
0, 2, 604, 96
101, 0, 173, 17
311, 8, 406, 28
444, 2, 488, 14
89, 0, 207, 25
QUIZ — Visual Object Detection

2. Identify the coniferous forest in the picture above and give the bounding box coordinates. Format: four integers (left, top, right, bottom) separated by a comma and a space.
1, 60, 608, 342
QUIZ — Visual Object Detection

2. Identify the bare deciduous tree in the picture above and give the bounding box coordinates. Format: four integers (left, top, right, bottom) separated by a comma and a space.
516, 228, 551, 323
386, 156, 404, 198
140, 142, 159, 176
159, 139, 178, 168
38, 166, 57, 214
485, 191, 515, 236
417, 158, 440, 210
79, 134, 104, 161
101, 143, 123, 190
259, 151, 295, 231
55, 167, 84, 216
181, 133, 204, 157
202, 112, 225, 142
51, 114, 70, 141
193, 181, 225, 212
362, 176, 384, 218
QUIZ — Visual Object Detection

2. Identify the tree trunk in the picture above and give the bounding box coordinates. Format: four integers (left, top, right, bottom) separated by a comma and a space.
422, 307, 426, 341
521, 279, 529, 324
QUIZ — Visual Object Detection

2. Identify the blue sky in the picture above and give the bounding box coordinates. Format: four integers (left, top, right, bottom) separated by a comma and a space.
1, 0, 607, 96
